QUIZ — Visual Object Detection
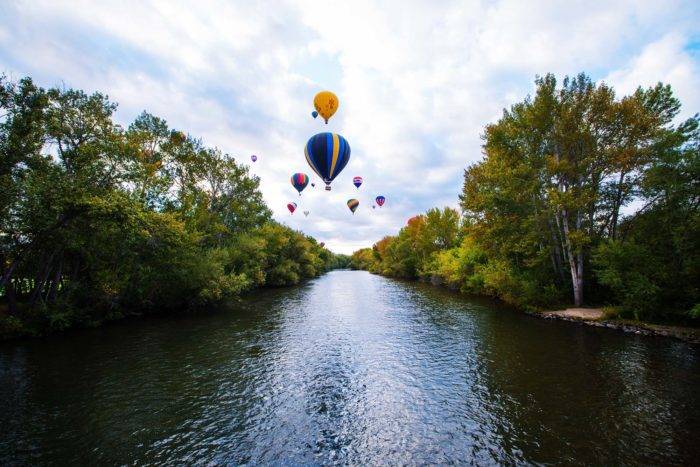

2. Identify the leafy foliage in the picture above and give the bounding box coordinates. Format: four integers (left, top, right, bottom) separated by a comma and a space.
0, 76, 341, 339
353, 74, 699, 323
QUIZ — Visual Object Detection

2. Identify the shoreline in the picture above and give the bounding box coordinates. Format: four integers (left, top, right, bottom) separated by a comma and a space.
369, 271, 700, 344
532, 308, 700, 344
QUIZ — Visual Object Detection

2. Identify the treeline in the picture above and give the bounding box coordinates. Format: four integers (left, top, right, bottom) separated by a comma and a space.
0, 76, 346, 338
353, 74, 699, 324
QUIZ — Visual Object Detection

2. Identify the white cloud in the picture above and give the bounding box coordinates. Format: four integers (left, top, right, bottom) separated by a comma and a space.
1, 0, 698, 253
604, 33, 700, 120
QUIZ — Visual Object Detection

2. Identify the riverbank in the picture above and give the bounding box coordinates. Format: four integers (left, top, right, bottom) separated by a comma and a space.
359, 270, 700, 344
536, 308, 700, 344
0, 267, 350, 341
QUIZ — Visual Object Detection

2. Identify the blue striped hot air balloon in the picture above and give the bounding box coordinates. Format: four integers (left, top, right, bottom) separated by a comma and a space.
304, 133, 351, 191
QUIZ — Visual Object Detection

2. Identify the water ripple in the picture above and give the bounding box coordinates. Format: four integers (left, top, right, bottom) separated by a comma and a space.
1, 271, 699, 465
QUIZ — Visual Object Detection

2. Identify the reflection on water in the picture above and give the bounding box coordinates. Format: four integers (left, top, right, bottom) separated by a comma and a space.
1, 271, 698, 464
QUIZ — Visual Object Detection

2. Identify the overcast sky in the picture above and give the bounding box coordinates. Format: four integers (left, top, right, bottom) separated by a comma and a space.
2, 0, 699, 253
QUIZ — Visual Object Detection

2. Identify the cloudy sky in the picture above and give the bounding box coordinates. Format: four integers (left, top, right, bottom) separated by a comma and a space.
2, 1, 699, 253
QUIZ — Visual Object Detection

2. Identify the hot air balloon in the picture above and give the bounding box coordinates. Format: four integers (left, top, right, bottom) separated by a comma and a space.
313, 91, 338, 124
353, 176, 363, 189
287, 202, 297, 214
305, 133, 350, 191
347, 199, 359, 214
303, 210, 309, 217
319, 242, 325, 248
311, 183, 316, 188
290, 173, 309, 195
376, 195, 386, 207
311, 110, 319, 119
372, 205, 376, 209
251, 155, 257, 162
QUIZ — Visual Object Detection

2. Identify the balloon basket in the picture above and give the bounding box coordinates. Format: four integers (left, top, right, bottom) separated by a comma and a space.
325, 186, 331, 191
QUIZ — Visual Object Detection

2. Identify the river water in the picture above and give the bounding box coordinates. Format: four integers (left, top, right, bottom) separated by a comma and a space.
1, 270, 698, 465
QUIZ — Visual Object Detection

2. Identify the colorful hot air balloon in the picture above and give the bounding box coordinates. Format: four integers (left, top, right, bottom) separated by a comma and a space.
347, 199, 359, 214
313, 91, 339, 124
376, 195, 385, 207
353, 176, 363, 189
287, 202, 297, 214
251, 155, 257, 162
305, 133, 350, 191
303, 210, 309, 217
311, 110, 319, 119
290, 173, 309, 195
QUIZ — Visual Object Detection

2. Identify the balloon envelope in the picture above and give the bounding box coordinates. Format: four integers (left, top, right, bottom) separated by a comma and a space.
347, 199, 359, 214
251, 155, 257, 162
290, 173, 309, 194
313, 91, 338, 123
311, 110, 318, 118
353, 176, 363, 188
303, 211, 309, 217
376, 196, 386, 207
287, 202, 297, 214
305, 133, 350, 190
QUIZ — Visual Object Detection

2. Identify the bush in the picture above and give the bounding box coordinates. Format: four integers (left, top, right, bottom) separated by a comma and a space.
592, 240, 662, 321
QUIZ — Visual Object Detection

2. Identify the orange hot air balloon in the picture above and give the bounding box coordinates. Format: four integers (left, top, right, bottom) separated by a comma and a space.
313, 91, 339, 124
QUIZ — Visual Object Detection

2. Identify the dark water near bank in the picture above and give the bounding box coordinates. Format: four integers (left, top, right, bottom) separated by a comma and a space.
1, 271, 699, 465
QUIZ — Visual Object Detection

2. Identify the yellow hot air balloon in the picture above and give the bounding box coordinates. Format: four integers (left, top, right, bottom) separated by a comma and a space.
313, 91, 339, 124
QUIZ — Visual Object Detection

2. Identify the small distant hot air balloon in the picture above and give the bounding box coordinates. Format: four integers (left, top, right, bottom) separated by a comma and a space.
311, 110, 319, 119
320, 242, 325, 248
347, 199, 359, 214
251, 155, 257, 162
313, 91, 339, 124
305, 133, 350, 191
287, 202, 297, 214
303, 210, 309, 217
311, 182, 316, 188
291, 173, 309, 195
376, 195, 386, 207
372, 205, 376, 209
353, 176, 363, 189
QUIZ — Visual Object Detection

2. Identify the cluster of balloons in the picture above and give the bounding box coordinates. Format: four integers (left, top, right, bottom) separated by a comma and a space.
279, 91, 387, 249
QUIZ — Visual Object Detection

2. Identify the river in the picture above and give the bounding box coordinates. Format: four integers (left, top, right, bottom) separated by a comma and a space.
1, 270, 698, 464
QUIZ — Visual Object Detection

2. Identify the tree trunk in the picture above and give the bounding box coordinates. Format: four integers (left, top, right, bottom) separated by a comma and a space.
548, 217, 566, 283
5, 280, 18, 315
610, 171, 627, 240
47, 259, 63, 302
0, 258, 18, 289
560, 208, 583, 306
30, 252, 55, 306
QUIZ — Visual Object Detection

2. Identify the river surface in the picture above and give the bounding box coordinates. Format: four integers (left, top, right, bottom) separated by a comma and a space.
1, 270, 699, 465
